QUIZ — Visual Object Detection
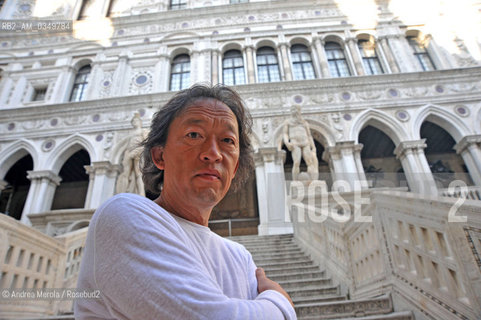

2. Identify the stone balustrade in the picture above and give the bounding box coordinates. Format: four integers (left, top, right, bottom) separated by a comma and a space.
291, 184, 481, 320
0, 214, 88, 318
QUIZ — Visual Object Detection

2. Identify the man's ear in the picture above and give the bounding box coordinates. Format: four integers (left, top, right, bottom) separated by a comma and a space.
151, 146, 165, 170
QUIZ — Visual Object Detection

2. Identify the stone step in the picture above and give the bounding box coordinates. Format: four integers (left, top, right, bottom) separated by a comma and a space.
293, 294, 347, 305
242, 243, 301, 252
257, 258, 316, 270
229, 234, 294, 242
299, 311, 414, 320
250, 248, 305, 258
262, 263, 322, 273
267, 269, 326, 282
287, 284, 340, 299
278, 277, 332, 290
296, 294, 393, 319
253, 253, 309, 264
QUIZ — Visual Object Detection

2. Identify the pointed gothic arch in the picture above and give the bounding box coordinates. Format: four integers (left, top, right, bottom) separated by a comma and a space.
0, 140, 38, 179
349, 109, 407, 145
46, 135, 96, 174
412, 104, 471, 142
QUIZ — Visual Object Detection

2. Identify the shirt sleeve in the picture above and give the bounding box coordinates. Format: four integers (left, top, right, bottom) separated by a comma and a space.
244, 248, 297, 320
79, 195, 297, 320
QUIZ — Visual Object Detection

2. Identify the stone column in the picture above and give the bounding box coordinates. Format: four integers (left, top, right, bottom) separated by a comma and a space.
455, 135, 481, 186
346, 38, 365, 76
378, 36, 400, 73
190, 50, 200, 84
49, 64, 75, 103
373, 38, 392, 73
278, 42, 293, 81
353, 143, 369, 189
211, 49, 220, 85
312, 37, 330, 77
84, 161, 121, 209
394, 140, 437, 195
0, 71, 14, 106
153, 48, 169, 92
255, 148, 293, 235
112, 51, 130, 96
22, 171, 62, 223
324, 141, 365, 191
244, 45, 256, 84
84, 56, 104, 100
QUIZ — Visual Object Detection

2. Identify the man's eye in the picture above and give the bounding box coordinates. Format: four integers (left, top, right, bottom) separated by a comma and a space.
187, 132, 201, 139
223, 138, 235, 144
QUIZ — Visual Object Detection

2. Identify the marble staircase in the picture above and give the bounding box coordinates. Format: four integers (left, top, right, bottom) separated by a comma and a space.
230, 234, 415, 320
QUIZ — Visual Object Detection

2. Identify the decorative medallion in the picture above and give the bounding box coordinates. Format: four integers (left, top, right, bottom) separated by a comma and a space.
92, 114, 101, 122
42, 139, 55, 152
293, 95, 303, 104
134, 74, 148, 86
343, 114, 352, 121
454, 105, 469, 117
395, 110, 410, 122
95, 134, 104, 142
388, 89, 398, 97
435, 85, 444, 93
341, 92, 351, 100
50, 118, 58, 126
7, 123, 15, 131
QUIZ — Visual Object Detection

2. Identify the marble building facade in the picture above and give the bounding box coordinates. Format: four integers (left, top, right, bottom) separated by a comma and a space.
1, 0, 481, 318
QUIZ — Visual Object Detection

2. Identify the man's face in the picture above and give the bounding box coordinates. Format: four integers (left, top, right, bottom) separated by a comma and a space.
154, 98, 240, 208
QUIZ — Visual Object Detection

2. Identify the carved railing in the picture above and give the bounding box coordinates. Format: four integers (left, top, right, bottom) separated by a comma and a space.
0, 214, 88, 318
439, 186, 481, 201
291, 185, 481, 319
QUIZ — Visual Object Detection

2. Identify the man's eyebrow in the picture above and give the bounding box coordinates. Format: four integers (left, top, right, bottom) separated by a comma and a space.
181, 117, 238, 134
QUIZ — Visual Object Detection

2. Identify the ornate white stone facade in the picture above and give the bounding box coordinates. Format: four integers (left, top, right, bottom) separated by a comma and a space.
1, 0, 481, 318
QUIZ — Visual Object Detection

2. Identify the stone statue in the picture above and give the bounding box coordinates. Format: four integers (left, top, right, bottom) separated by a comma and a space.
282, 105, 318, 180
116, 113, 146, 196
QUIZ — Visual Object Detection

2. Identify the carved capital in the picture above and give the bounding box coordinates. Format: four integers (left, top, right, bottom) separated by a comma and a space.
454, 135, 481, 154
394, 139, 427, 159
26, 170, 62, 186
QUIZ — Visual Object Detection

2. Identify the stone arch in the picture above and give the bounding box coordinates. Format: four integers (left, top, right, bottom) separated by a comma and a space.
69, 58, 94, 75
272, 118, 336, 151
322, 34, 345, 45
46, 135, 96, 174
356, 32, 377, 42
254, 39, 277, 50
0, 140, 38, 179
169, 47, 191, 61
221, 42, 243, 54
412, 104, 471, 142
349, 109, 407, 146
289, 37, 311, 48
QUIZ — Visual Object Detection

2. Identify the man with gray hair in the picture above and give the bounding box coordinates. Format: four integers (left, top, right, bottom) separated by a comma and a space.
75, 84, 296, 319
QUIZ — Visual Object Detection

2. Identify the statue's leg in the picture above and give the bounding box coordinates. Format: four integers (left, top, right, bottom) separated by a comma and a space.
292, 146, 301, 180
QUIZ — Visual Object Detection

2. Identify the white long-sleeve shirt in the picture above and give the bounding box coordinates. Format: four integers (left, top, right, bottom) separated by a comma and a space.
75, 193, 296, 320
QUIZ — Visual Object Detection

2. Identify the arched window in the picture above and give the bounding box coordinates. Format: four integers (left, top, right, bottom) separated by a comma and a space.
170, 0, 187, 10
324, 42, 351, 77
290, 44, 315, 80
170, 54, 190, 91
407, 36, 436, 71
69, 65, 91, 102
222, 50, 245, 85
358, 40, 384, 75
256, 47, 280, 83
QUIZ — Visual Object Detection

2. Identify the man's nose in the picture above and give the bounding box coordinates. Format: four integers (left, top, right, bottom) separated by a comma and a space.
200, 137, 222, 162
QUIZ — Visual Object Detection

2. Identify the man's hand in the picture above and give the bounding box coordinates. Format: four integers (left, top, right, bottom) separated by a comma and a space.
256, 268, 294, 308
